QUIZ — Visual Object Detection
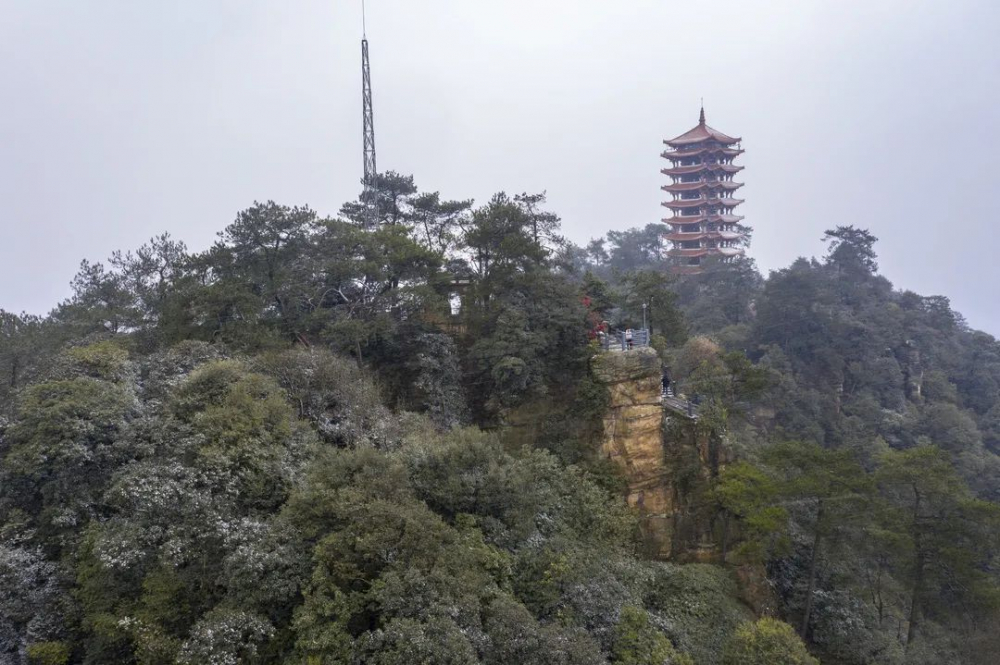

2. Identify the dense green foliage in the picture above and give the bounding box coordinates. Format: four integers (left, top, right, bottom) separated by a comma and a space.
721, 618, 818, 665
3, 173, 1000, 664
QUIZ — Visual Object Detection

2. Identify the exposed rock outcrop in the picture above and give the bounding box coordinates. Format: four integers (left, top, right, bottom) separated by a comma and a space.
592, 347, 718, 561
592, 348, 677, 558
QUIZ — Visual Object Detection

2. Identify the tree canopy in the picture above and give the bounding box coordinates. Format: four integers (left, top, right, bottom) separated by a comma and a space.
3, 173, 1000, 665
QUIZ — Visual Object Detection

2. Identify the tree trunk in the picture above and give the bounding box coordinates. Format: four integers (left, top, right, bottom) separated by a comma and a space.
906, 548, 925, 647
800, 501, 825, 637
868, 558, 886, 627
721, 511, 730, 561
906, 488, 924, 649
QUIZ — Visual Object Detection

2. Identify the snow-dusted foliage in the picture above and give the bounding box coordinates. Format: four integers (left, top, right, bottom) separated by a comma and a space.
0, 545, 64, 665
176, 609, 274, 665
411, 332, 469, 429
253, 348, 407, 449
1, 343, 320, 664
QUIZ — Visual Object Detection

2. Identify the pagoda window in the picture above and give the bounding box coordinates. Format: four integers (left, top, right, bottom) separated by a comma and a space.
686, 257, 701, 266
681, 241, 700, 249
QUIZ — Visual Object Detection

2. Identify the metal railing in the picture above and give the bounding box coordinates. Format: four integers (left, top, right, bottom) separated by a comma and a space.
599, 328, 650, 352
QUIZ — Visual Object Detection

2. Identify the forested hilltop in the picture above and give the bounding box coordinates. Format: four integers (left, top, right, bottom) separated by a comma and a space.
2, 172, 1000, 665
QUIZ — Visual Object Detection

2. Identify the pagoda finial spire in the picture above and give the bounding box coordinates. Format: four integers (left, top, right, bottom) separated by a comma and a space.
699, 101, 705, 126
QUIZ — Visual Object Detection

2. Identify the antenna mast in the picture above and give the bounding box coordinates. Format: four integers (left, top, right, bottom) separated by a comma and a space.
361, 0, 378, 227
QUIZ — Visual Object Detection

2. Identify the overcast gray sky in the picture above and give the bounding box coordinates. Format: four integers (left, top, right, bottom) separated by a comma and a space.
2, 1, 999, 333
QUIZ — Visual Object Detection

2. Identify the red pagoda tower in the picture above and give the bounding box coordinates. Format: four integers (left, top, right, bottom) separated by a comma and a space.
661, 108, 745, 273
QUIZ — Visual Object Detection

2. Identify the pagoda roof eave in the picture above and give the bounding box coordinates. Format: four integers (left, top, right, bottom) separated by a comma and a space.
662, 200, 705, 209
666, 234, 708, 242
661, 181, 744, 193
663, 214, 745, 225
661, 182, 707, 192
662, 147, 744, 159
668, 247, 746, 258
661, 163, 744, 176
665, 230, 745, 242
662, 197, 745, 210
664, 122, 741, 147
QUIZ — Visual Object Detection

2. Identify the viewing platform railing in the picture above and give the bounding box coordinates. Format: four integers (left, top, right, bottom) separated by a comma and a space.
599, 328, 650, 352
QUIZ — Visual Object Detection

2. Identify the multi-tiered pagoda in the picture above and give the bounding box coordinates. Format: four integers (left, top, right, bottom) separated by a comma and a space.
661, 108, 745, 273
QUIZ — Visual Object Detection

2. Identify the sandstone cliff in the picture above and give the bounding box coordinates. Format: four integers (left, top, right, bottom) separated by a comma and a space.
591, 347, 717, 561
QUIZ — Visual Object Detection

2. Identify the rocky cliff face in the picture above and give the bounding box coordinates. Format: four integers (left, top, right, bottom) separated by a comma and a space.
591, 347, 717, 561
592, 348, 676, 558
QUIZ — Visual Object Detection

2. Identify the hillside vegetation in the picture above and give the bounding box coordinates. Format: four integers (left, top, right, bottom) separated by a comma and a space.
2, 173, 999, 664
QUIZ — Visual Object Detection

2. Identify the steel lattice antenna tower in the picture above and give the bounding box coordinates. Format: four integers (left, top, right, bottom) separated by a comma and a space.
361, 1, 378, 228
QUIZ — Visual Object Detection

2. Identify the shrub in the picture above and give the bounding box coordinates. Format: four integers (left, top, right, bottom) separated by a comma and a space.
26, 642, 71, 665
611, 606, 692, 665
721, 617, 818, 665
